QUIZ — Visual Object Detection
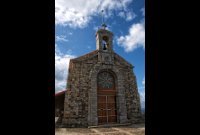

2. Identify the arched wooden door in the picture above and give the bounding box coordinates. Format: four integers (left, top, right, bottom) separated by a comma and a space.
97, 71, 117, 124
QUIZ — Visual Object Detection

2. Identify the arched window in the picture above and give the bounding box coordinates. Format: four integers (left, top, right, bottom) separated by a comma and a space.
101, 36, 109, 50
97, 72, 114, 90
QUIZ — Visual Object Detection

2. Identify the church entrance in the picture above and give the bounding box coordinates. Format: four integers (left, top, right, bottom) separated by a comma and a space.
97, 71, 117, 124
97, 95, 117, 124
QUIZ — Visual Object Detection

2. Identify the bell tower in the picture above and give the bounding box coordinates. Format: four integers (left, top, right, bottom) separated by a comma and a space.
96, 27, 113, 52
96, 21, 114, 64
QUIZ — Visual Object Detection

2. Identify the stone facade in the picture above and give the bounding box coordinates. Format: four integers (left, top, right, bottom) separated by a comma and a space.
62, 28, 142, 127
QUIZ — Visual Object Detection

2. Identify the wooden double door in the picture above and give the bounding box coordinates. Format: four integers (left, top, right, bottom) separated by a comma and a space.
97, 95, 117, 124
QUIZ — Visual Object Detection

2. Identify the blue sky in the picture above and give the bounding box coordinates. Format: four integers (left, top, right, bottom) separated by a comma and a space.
55, 0, 145, 109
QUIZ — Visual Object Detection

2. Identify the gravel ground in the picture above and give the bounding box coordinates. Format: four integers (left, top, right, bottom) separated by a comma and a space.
55, 124, 145, 135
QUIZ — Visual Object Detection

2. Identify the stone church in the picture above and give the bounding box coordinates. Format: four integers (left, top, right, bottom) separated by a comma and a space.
56, 24, 142, 127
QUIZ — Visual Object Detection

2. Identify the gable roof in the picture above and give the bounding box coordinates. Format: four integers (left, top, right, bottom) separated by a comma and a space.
71, 50, 98, 62
114, 52, 133, 68
68, 50, 133, 68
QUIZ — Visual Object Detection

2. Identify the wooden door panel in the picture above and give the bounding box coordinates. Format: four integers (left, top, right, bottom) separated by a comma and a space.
98, 95, 117, 124
98, 96, 106, 102
98, 103, 106, 109
108, 110, 117, 116
98, 110, 107, 116
107, 96, 115, 103
98, 116, 107, 123
107, 103, 116, 109
108, 116, 117, 123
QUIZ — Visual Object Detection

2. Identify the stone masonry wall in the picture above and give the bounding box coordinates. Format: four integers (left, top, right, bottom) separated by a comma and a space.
63, 55, 98, 127
62, 51, 142, 127
114, 53, 142, 123
123, 68, 142, 123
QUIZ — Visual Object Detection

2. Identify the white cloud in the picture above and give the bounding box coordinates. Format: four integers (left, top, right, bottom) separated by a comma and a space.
139, 90, 145, 109
118, 11, 136, 21
87, 46, 91, 49
56, 35, 68, 42
93, 26, 99, 31
141, 7, 145, 16
66, 49, 73, 55
138, 86, 145, 90
117, 23, 145, 52
55, 0, 133, 28
55, 45, 76, 92
142, 77, 145, 85
126, 11, 136, 21
118, 11, 125, 18
68, 32, 73, 35
139, 77, 145, 109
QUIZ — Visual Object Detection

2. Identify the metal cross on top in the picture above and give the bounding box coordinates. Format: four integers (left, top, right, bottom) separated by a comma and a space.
101, 10, 107, 29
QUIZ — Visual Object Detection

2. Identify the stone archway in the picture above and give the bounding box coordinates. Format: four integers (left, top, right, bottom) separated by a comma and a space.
97, 71, 117, 124
88, 64, 128, 126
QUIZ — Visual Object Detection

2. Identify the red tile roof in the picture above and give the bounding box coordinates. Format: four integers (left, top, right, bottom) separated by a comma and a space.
55, 90, 66, 97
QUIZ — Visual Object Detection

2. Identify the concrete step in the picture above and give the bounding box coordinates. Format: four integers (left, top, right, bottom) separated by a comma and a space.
88, 123, 132, 128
